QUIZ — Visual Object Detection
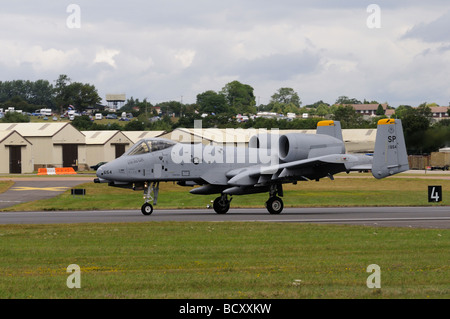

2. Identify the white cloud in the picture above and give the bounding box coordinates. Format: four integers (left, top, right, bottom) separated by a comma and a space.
0, 42, 81, 72
174, 49, 196, 69
94, 49, 120, 68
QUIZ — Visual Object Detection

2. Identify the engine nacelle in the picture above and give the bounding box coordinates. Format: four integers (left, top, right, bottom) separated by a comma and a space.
278, 133, 345, 163
249, 133, 278, 149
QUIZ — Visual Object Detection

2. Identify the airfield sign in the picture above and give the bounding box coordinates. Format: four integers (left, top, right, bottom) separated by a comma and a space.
428, 186, 443, 203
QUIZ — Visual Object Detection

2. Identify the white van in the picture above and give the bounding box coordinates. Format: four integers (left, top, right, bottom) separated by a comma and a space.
95, 113, 103, 120
40, 109, 52, 116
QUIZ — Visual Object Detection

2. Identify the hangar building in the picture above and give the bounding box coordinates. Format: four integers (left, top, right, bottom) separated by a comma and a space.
0, 130, 33, 174
82, 130, 133, 167
0, 123, 86, 171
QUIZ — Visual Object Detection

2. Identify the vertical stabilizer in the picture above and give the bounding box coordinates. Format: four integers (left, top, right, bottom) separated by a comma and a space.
372, 119, 409, 179
316, 120, 343, 142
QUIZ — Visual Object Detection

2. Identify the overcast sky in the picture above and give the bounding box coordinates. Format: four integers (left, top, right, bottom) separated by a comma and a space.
1, 0, 449, 108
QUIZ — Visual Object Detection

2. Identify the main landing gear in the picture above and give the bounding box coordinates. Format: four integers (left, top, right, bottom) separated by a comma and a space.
265, 184, 284, 215
213, 194, 232, 214
211, 184, 284, 215
265, 196, 284, 214
141, 182, 159, 215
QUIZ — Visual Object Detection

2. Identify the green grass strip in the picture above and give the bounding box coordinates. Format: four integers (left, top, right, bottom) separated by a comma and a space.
0, 222, 448, 299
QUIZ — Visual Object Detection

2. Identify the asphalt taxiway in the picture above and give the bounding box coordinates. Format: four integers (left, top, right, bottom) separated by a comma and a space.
1, 207, 449, 228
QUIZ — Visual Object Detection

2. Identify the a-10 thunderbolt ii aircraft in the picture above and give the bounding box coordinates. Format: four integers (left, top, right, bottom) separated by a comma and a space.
94, 119, 409, 215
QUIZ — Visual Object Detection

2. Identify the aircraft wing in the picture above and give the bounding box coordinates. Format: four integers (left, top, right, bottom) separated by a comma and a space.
225, 153, 372, 186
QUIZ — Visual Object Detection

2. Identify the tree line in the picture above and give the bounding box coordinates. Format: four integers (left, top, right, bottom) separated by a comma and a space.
0, 74, 101, 114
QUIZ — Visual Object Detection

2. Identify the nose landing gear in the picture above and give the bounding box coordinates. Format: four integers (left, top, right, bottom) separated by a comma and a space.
141, 182, 159, 215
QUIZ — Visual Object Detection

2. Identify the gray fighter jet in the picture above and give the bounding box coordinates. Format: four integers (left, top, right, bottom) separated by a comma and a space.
94, 119, 409, 215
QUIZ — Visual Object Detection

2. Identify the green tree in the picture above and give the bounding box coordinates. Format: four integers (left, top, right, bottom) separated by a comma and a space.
68, 82, 101, 112
54, 74, 72, 111
175, 113, 202, 128
332, 105, 365, 128
221, 81, 256, 114
0, 79, 55, 109
196, 90, 228, 114
335, 96, 362, 105
157, 101, 184, 117
29, 80, 55, 108
270, 88, 301, 108
0, 111, 30, 123
394, 105, 412, 119
124, 120, 146, 131
397, 104, 432, 154
122, 97, 153, 115
1, 96, 36, 113
53, 74, 101, 112
71, 115, 93, 130
375, 104, 385, 116
316, 103, 331, 117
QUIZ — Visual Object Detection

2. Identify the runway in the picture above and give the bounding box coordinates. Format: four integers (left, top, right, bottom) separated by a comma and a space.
0, 175, 449, 228
1, 206, 449, 228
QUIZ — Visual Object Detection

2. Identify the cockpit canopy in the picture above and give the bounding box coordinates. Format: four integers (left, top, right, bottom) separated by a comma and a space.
125, 138, 176, 156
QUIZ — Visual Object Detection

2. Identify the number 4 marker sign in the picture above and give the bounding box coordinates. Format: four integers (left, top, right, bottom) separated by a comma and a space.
428, 186, 443, 203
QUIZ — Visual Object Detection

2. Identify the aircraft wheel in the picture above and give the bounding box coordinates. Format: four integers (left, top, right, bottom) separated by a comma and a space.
266, 197, 283, 214
213, 197, 230, 214
141, 203, 153, 216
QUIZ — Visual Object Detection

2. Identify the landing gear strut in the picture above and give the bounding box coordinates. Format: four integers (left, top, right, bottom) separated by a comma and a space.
265, 184, 284, 214
213, 194, 231, 214
141, 182, 159, 215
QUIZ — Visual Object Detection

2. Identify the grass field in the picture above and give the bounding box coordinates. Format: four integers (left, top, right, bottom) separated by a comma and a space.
0, 175, 448, 299
0, 222, 448, 299
3, 175, 449, 211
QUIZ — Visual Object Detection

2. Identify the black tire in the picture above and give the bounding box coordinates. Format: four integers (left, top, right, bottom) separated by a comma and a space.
266, 196, 284, 214
141, 203, 153, 215
213, 197, 230, 214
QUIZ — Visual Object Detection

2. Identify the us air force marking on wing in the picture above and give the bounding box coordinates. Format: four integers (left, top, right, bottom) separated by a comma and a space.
179, 303, 272, 316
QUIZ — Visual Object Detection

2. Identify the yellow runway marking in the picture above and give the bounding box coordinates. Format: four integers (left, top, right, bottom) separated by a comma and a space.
12, 187, 69, 192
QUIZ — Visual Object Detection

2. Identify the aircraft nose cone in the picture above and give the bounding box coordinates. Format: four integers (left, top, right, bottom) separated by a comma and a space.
96, 166, 104, 178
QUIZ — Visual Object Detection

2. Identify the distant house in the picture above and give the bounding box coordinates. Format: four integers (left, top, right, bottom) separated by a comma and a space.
384, 109, 396, 118
351, 104, 389, 117
430, 106, 450, 121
